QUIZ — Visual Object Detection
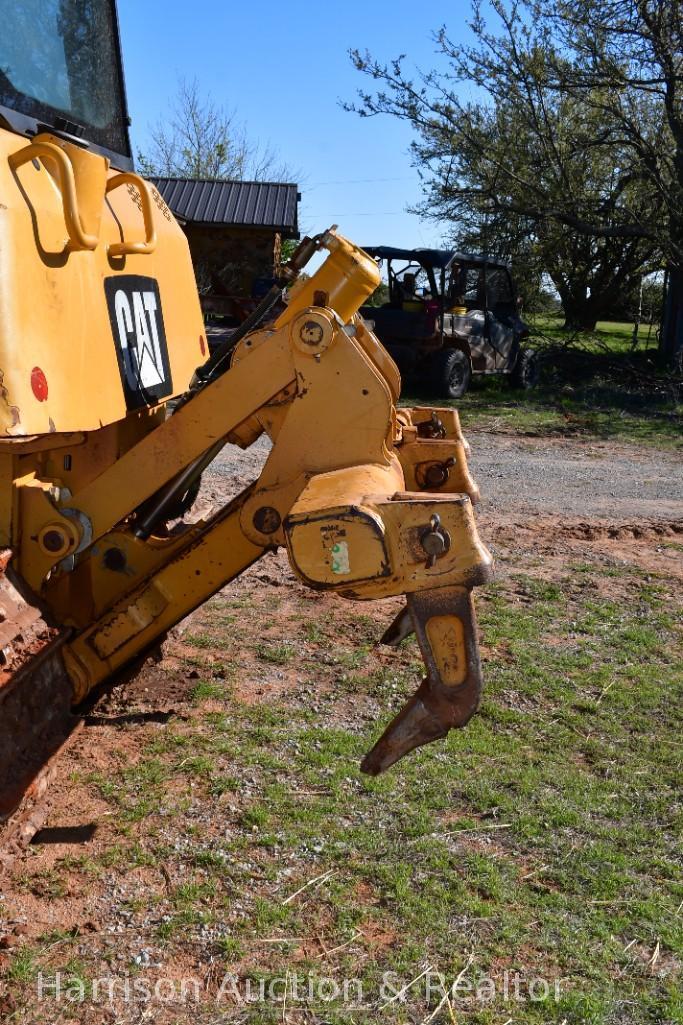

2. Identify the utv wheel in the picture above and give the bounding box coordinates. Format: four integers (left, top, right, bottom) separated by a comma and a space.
427, 348, 472, 399
511, 348, 539, 389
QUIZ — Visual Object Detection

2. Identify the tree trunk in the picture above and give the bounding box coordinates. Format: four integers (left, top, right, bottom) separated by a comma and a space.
556, 281, 604, 332
553, 264, 646, 334
562, 312, 598, 332
659, 264, 683, 369
560, 294, 600, 332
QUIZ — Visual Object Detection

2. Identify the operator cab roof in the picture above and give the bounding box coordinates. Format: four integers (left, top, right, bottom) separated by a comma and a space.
363, 246, 511, 271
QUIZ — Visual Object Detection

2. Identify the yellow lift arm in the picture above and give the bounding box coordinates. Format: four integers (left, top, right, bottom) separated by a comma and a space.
0, 129, 492, 848
18, 227, 492, 775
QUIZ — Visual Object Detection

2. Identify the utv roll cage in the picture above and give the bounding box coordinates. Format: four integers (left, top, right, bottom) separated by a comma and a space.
363, 246, 516, 348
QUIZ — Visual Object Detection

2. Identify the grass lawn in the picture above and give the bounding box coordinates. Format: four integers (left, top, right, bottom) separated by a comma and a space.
2, 322, 680, 1025
405, 318, 682, 449
5, 526, 682, 1023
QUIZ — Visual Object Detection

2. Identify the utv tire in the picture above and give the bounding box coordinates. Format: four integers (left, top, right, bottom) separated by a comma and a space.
511, 348, 539, 389
427, 348, 472, 399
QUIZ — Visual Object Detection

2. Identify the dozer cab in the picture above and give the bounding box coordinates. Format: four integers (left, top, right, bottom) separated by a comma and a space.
361, 246, 537, 398
0, 0, 494, 858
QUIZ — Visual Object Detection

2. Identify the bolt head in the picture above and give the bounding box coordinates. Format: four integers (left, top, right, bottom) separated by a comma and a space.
253, 506, 282, 535
42, 529, 67, 553
421, 531, 447, 557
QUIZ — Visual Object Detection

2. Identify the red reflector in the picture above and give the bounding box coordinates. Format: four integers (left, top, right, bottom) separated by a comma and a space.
199, 335, 206, 356
31, 366, 48, 402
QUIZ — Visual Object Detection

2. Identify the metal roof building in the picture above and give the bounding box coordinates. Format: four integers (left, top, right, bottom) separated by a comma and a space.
152, 177, 299, 237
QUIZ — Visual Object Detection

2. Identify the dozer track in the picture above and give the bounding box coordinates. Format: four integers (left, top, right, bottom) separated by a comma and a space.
0, 560, 80, 867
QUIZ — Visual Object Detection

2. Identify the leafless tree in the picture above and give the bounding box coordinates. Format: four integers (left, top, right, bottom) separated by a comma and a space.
137, 77, 293, 182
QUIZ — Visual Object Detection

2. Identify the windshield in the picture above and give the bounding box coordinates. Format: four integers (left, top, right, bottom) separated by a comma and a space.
389, 261, 436, 303
0, 0, 130, 160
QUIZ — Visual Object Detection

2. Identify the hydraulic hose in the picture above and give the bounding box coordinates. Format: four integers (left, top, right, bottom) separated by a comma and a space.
134, 232, 326, 539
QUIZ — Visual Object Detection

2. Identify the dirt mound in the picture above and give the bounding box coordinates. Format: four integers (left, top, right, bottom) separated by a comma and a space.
559, 519, 681, 541
520, 517, 682, 542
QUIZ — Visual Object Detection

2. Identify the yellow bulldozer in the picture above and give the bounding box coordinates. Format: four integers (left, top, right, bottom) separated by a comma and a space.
0, 0, 493, 856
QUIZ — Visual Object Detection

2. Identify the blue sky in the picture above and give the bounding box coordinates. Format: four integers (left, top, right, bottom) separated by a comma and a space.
117, 0, 470, 251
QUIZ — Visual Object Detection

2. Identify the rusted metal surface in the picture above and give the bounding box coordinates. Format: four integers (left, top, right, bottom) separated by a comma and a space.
0, 644, 78, 871
0, 558, 78, 862
419, 513, 451, 568
380, 605, 414, 647
416, 411, 447, 439
0, 719, 83, 874
414, 456, 457, 490
0, 552, 58, 682
361, 586, 483, 775
0, 641, 75, 812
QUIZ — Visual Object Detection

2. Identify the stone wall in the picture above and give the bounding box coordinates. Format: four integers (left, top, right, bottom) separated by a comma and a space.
183, 225, 280, 297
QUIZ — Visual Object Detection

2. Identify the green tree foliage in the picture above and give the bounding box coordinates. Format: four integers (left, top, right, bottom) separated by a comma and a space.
365, 281, 390, 307
538, 1, 682, 258
347, 0, 679, 332
540, 0, 683, 360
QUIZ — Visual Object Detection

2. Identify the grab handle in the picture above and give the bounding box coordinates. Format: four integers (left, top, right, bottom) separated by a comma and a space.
105, 173, 157, 257
9, 140, 99, 251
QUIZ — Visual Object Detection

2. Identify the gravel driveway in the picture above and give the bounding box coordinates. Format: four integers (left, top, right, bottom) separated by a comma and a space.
206, 430, 683, 523
467, 431, 683, 520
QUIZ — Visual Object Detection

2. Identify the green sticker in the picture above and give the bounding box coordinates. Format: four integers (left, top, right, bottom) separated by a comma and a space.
330, 540, 350, 574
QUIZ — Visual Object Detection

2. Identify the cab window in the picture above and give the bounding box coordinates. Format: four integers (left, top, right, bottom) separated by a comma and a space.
486, 268, 515, 312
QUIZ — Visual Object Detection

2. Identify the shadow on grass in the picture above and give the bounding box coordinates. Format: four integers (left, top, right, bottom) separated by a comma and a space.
404, 333, 682, 448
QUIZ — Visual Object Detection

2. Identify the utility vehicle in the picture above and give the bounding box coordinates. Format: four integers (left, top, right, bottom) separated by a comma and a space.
362, 246, 537, 398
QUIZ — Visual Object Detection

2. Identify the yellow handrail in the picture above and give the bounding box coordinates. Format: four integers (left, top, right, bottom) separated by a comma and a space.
105, 173, 157, 257
9, 140, 99, 251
